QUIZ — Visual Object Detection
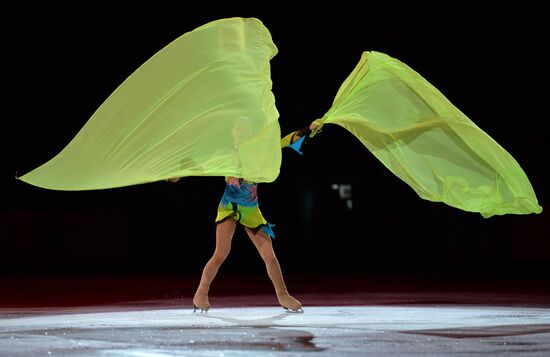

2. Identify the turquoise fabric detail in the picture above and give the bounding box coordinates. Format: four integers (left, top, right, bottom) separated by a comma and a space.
288, 135, 306, 155
261, 222, 276, 239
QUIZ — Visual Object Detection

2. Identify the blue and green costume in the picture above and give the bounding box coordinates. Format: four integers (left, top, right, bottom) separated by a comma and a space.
215, 127, 312, 238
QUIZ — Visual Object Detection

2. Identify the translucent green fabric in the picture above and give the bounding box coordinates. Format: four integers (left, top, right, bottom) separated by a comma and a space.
19, 17, 281, 190
317, 51, 542, 217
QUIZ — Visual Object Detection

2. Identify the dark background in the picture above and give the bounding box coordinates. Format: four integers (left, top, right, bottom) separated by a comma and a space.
3, 2, 549, 286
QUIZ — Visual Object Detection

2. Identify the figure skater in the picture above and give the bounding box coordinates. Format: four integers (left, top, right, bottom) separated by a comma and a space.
169, 121, 319, 313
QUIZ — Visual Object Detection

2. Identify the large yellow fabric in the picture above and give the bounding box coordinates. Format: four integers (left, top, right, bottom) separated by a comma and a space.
317, 51, 542, 217
18, 17, 542, 219
19, 17, 281, 190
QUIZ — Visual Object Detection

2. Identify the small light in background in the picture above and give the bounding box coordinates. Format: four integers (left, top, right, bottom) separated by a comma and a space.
331, 184, 353, 210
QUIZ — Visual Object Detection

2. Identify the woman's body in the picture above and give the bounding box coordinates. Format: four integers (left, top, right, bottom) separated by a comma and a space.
194, 176, 301, 312
171, 122, 318, 313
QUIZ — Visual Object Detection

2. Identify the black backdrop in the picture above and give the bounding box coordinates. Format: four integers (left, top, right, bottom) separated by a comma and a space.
3, 2, 549, 282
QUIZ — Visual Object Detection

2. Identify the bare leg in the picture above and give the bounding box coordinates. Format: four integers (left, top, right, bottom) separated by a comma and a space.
193, 219, 236, 312
245, 227, 303, 311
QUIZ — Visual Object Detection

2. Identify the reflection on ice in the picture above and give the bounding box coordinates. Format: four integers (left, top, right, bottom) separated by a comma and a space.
1, 306, 549, 356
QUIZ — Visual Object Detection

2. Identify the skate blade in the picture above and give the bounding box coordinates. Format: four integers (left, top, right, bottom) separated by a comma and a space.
284, 307, 304, 313
193, 304, 209, 313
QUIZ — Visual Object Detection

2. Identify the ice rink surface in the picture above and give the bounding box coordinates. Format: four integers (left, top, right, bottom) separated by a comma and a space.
2, 288, 549, 356
0, 305, 550, 356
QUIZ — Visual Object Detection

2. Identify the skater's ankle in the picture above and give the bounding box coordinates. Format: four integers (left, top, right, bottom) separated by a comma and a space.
275, 288, 289, 297
195, 286, 209, 293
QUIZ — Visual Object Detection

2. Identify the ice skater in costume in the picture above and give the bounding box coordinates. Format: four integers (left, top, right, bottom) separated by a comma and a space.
177, 121, 319, 313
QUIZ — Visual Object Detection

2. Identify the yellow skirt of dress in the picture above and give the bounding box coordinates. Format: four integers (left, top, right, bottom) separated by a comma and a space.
215, 201, 275, 238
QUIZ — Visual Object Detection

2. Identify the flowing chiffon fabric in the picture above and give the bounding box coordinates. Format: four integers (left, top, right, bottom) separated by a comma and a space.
316, 51, 541, 217
18, 18, 542, 217
19, 17, 281, 190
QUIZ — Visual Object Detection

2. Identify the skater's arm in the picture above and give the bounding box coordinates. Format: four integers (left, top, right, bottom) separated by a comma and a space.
281, 121, 320, 153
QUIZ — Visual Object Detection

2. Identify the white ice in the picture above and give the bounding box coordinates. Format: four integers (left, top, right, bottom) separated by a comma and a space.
1, 304, 549, 356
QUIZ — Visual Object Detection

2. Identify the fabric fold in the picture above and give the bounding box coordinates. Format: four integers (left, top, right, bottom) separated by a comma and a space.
19, 17, 281, 190
318, 51, 542, 217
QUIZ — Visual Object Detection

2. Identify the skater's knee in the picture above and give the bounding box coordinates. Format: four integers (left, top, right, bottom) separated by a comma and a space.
212, 251, 229, 265
260, 250, 277, 265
